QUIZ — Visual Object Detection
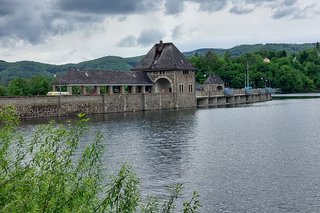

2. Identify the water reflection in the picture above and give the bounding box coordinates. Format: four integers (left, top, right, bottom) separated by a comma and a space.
137, 110, 197, 192
87, 109, 197, 196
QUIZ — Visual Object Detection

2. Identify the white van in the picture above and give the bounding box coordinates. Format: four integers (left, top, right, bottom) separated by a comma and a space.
47, 91, 71, 96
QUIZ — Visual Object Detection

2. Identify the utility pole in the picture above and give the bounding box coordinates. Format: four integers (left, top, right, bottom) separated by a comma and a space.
246, 59, 249, 88
247, 60, 249, 87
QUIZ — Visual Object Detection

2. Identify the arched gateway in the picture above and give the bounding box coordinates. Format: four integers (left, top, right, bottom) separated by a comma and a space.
154, 77, 172, 93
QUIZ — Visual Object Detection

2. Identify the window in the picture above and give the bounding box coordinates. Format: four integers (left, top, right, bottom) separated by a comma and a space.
159, 71, 166, 74
188, 85, 193, 93
179, 85, 184, 93
183, 71, 189, 74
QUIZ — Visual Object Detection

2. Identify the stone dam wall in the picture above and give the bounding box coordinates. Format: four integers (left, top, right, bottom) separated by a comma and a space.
0, 93, 196, 118
0, 92, 270, 118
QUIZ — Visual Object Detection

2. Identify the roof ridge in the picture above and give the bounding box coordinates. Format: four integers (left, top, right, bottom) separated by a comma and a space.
132, 41, 195, 71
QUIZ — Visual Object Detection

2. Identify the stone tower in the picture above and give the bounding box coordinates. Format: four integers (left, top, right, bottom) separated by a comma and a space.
132, 41, 196, 107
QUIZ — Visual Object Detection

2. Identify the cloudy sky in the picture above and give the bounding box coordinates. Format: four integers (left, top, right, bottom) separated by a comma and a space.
0, 0, 319, 64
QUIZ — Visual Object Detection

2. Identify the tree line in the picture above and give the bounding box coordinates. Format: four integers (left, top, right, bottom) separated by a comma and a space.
0, 75, 52, 96
190, 42, 320, 93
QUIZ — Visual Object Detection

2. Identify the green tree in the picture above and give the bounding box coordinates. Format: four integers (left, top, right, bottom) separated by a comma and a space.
223, 51, 231, 63
278, 50, 287, 58
188, 47, 319, 93
7, 77, 30, 96
29, 75, 50, 95
0, 85, 6, 96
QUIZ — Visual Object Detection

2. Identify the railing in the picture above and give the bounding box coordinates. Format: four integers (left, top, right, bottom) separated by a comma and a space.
196, 91, 224, 97
196, 88, 271, 97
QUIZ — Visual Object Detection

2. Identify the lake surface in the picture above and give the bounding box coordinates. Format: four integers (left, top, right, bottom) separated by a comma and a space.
21, 98, 320, 212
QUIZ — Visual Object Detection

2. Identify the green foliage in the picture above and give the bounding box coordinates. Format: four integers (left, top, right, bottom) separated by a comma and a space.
0, 106, 201, 213
7, 77, 30, 96
161, 184, 183, 212
5, 75, 51, 96
189, 45, 320, 93
0, 85, 6, 96
29, 75, 51, 95
183, 191, 202, 213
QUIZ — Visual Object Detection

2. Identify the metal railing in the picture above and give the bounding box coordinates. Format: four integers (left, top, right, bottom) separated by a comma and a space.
196, 88, 269, 97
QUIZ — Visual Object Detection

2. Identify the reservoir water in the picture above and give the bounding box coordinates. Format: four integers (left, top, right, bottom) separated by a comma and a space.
21, 98, 320, 212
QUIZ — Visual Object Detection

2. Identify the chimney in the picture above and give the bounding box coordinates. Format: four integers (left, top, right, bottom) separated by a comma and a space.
157, 40, 164, 52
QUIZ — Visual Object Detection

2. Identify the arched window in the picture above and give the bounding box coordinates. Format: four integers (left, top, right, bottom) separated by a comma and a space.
217, 86, 223, 91
154, 78, 172, 93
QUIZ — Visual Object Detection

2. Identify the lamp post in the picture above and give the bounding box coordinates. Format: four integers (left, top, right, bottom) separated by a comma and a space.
54, 74, 62, 108
261, 76, 267, 88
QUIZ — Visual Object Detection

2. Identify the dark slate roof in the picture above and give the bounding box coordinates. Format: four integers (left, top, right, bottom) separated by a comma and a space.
204, 74, 225, 84
131, 41, 196, 71
195, 83, 204, 91
55, 70, 153, 85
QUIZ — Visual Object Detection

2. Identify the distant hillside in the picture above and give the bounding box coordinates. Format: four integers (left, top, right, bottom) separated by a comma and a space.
0, 56, 143, 84
183, 43, 316, 57
0, 43, 316, 84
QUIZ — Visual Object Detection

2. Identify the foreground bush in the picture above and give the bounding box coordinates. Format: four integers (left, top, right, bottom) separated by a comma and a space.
0, 106, 201, 213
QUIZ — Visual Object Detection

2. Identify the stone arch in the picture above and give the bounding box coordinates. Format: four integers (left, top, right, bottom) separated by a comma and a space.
217, 85, 223, 91
154, 77, 172, 93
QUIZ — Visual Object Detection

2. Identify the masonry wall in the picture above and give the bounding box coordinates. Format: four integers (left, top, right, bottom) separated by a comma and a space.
0, 92, 271, 118
0, 93, 195, 118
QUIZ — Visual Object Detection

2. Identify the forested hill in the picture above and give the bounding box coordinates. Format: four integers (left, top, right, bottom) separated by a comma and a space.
183, 43, 316, 57
0, 43, 315, 83
0, 55, 143, 84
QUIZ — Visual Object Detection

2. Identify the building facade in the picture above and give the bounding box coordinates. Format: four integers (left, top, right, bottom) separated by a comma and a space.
203, 74, 225, 93
53, 41, 197, 109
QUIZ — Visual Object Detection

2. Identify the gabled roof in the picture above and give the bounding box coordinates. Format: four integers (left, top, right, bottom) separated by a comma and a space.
204, 74, 225, 84
55, 70, 153, 85
131, 41, 196, 71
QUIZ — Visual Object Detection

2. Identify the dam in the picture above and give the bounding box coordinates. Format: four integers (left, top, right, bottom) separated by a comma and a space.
0, 41, 271, 118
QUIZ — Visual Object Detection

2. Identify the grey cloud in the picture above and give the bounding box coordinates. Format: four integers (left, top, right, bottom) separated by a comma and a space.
292, 4, 317, 19
229, 5, 254, 15
0, 0, 105, 45
56, 0, 159, 14
172, 24, 198, 40
283, 0, 298, 6
1, 0, 157, 45
229, 0, 314, 20
137, 29, 165, 46
118, 35, 137, 47
164, 0, 185, 15
172, 25, 184, 39
118, 29, 165, 47
190, 0, 227, 12
0, 0, 318, 46
272, 3, 316, 19
0, 0, 18, 16
0, 1, 48, 43
272, 7, 294, 19
242, 0, 273, 3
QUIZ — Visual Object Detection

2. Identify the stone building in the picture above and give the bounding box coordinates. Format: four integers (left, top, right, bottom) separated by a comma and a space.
131, 40, 196, 95
53, 41, 196, 108
203, 74, 225, 93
